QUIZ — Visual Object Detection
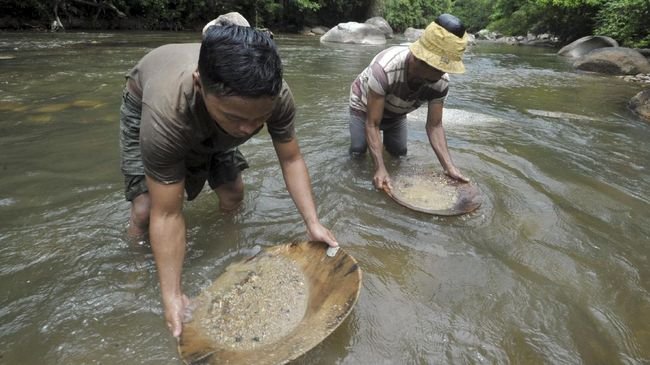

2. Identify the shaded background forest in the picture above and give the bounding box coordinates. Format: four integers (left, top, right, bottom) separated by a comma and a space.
0, 0, 648, 46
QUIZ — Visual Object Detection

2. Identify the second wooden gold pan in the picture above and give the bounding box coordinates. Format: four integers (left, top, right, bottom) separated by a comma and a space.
386, 170, 482, 216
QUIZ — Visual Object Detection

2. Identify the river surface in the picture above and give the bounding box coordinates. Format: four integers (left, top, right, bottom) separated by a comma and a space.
0, 31, 648, 365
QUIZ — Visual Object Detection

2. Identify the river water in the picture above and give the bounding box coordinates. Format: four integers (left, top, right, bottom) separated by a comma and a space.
0, 31, 648, 364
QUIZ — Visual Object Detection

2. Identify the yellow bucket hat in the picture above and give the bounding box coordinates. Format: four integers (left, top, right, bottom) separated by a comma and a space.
409, 21, 468, 74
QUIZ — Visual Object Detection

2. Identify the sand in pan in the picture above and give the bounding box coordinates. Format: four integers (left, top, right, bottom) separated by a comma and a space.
392, 174, 458, 211
196, 254, 308, 350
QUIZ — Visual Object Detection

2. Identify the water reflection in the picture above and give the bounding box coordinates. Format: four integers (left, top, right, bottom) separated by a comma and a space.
0, 32, 648, 364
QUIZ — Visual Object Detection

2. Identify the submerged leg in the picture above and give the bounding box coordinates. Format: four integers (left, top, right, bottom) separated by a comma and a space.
213, 173, 244, 211
128, 192, 151, 240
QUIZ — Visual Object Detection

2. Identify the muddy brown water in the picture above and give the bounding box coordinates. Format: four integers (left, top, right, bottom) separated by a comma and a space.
0, 32, 649, 364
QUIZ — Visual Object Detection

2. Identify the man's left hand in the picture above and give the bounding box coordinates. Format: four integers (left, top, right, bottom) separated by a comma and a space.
306, 222, 339, 248
445, 166, 470, 183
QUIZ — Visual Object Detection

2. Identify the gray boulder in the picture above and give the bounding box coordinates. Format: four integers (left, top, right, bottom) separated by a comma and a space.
558, 35, 618, 58
365, 16, 393, 39
202, 12, 250, 35
574, 47, 650, 75
467, 33, 476, 45
637, 48, 650, 58
300, 26, 329, 36
495, 36, 518, 45
311, 26, 329, 35
618, 73, 650, 83
476, 29, 501, 41
404, 27, 424, 42
320, 22, 386, 45
51, 19, 64, 32
629, 89, 650, 121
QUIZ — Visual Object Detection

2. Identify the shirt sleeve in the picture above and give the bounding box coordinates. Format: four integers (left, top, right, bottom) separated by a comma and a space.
140, 105, 187, 184
266, 81, 296, 143
423, 77, 450, 104
367, 63, 389, 96
429, 87, 448, 104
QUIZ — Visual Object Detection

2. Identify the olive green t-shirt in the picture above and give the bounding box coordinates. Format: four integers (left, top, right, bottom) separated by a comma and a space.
126, 43, 295, 184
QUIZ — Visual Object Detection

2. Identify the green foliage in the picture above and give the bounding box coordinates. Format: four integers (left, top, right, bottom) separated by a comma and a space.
595, 0, 650, 47
537, 0, 603, 7
451, 0, 494, 32
294, 0, 321, 12
487, 0, 600, 42
533, 3, 598, 42
488, 0, 542, 35
383, 0, 451, 31
383, 0, 425, 31
286, 0, 372, 28
1, 0, 649, 49
319, 0, 371, 20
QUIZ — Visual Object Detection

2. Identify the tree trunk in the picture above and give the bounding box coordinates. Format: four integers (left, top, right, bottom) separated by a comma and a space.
70, 0, 126, 18
368, 0, 383, 18
52, 0, 65, 31
93, 7, 102, 28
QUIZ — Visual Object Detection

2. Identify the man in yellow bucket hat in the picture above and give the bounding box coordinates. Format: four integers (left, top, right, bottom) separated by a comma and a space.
349, 14, 470, 191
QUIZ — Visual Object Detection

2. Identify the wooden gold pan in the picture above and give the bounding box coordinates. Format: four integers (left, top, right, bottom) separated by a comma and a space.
178, 241, 362, 365
386, 170, 482, 216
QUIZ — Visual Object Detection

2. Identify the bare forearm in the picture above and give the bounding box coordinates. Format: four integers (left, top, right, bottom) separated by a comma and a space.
365, 90, 387, 173
281, 156, 319, 225
366, 122, 385, 171
274, 139, 338, 247
149, 213, 186, 302
427, 123, 454, 170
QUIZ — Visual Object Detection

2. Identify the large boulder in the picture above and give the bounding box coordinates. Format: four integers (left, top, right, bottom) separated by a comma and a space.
404, 27, 424, 42
311, 26, 329, 35
574, 47, 650, 75
476, 29, 501, 41
467, 33, 476, 45
300, 26, 329, 36
637, 48, 650, 58
629, 89, 650, 121
558, 35, 618, 58
320, 22, 386, 45
202, 12, 250, 34
365, 16, 393, 39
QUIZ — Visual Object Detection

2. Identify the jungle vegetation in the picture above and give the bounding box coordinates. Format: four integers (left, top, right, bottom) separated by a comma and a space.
0, 0, 648, 47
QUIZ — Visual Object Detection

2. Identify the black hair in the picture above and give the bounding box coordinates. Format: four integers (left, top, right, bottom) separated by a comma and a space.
199, 24, 282, 97
435, 14, 466, 38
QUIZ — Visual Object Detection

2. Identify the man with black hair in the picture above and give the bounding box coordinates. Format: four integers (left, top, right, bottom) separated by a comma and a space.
119, 25, 338, 337
349, 14, 470, 191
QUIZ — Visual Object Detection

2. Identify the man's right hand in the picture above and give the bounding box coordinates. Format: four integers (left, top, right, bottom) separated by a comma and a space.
163, 293, 192, 337
373, 167, 393, 192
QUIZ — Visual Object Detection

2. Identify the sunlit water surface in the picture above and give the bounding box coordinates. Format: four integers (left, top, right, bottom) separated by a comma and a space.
0, 32, 648, 364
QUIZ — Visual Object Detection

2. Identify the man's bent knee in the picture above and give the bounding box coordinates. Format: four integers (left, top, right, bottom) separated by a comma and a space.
219, 191, 244, 211
130, 193, 151, 231
215, 177, 244, 211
